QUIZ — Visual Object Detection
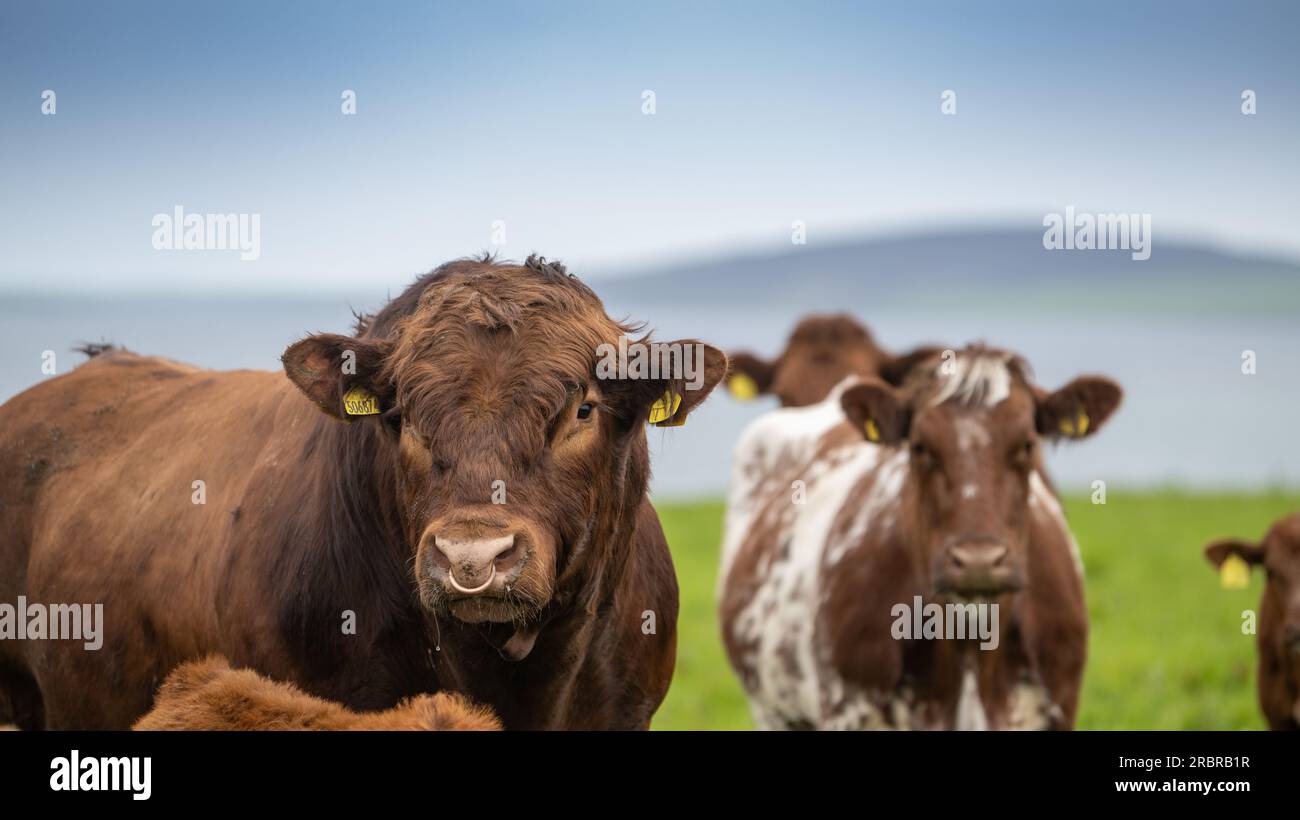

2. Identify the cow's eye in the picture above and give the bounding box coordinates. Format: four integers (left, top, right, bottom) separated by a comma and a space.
910, 442, 934, 468
1012, 439, 1035, 466
576, 402, 594, 421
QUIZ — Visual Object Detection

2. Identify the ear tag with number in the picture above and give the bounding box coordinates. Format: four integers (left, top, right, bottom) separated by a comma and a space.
647, 390, 682, 425
343, 386, 381, 416
729, 373, 759, 401
864, 418, 881, 443
1219, 554, 1250, 590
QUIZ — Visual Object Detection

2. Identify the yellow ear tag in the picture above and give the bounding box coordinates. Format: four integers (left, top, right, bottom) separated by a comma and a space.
1059, 408, 1090, 438
647, 390, 682, 425
864, 418, 881, 443
343, 386, 381, 416
729, 373, 759, 401
1219, 554, 1250, 590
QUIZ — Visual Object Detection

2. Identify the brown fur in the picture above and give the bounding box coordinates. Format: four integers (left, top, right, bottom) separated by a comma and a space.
134, 656, 500, 730
1203, 512, 1300, 730
726, 313, 940, 407
0, 255, 724, 729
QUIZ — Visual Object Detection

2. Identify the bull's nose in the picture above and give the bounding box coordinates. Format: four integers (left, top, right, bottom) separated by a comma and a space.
433, 534, 521, 595
937, 542, 1021, 596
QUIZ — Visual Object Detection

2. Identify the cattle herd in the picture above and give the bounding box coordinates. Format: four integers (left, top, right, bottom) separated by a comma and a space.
0, 255, 1295, 731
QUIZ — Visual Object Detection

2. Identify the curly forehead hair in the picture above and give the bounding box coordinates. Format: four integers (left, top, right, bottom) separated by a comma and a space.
375, 255, 645, 427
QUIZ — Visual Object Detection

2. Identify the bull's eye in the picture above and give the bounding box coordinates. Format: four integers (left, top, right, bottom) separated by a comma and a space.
576, 402, 594, 421
382, 407, 402, 435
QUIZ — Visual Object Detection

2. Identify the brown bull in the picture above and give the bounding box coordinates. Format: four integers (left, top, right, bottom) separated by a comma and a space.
0, 255, 726, 729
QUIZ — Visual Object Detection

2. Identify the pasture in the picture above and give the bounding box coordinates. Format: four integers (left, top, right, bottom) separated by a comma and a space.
653, 489, 1300, 730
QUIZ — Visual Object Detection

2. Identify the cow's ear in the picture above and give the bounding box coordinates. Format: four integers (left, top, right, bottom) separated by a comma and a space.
604, 340, 728, 429
840, 379, 909, 444
282, 333, 395, 420
1203, 538, 1265, 569
878, 345, 943, 386
1036, 376, 1122, 440
726, 351, 775, 401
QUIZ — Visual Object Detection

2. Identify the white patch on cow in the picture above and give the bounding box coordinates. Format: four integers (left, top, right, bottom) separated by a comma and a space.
954, 667, 989, 731
1005, 682, 1061, 730
720, 377, 862, 581
823, 449, 906, 567
928, 352, 1014, 409
1029, 470, 1083, 577
961, 483, 979, 500
954, 416, 992, 451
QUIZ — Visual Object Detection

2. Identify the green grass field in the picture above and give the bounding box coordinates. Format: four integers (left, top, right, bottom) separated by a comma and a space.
651, 490, 1300, 730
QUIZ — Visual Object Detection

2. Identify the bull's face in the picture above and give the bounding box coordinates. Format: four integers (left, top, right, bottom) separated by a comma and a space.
840, 348, 1121, 600
282, 258, 726, 653
726, 314, 937, 408
1205, 514, 1300, 657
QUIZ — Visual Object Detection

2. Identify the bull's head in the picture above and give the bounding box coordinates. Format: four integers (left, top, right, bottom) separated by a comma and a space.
840, 347, 1121, 599
281, 256, 726, 656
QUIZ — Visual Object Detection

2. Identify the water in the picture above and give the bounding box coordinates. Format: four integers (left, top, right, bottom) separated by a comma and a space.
3, 296, 1296, 499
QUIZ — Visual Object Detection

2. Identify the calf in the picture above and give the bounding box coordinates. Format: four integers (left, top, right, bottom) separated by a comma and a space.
719, 346, 1121, 729
134, 656, 501, 730
1203, 513, 1300, 730
726, 313, 938, 407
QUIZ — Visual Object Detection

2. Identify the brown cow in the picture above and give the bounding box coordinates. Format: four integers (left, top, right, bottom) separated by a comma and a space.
134, 655, 501, 730
719, 346, 1121, 729
725, 313, 939, 407
1203, 513, 1300, 731
0, 255, 726, 730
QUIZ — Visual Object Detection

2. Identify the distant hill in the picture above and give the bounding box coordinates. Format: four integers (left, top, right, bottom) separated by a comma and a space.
595, 229, 1300, 315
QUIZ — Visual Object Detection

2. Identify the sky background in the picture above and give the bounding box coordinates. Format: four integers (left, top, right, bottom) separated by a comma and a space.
1, 0, 1298, 295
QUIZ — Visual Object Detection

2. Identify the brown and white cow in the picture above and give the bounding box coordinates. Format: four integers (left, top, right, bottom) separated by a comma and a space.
719, 346, 1121, 729
134, 655, 501, 730
1203, 513, 1300, 731
725, 313, 939, 407
0, 255, 726, 730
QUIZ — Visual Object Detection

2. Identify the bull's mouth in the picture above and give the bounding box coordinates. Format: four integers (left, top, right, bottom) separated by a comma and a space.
447, 596, 519, 624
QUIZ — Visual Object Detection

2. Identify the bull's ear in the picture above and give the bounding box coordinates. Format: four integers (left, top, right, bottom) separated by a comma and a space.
840, 379, 909, 444
602, 340, 728, 429
878, 345, 943, 386
282, 333, 394, 420
1036, 376, 1122, 440
1204, 538, 1265, 568
726, 351, 775, 401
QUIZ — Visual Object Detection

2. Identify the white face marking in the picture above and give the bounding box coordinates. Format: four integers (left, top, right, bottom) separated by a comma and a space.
961, 483, 979, 500
929, 353, 1014, 409
954, 416, 992, 452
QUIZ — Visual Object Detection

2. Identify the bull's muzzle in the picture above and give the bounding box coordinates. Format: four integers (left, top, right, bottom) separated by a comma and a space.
432, 533, 522, 596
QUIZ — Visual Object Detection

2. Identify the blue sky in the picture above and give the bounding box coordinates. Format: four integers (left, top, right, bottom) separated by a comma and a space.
1, 0, 1297, 294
